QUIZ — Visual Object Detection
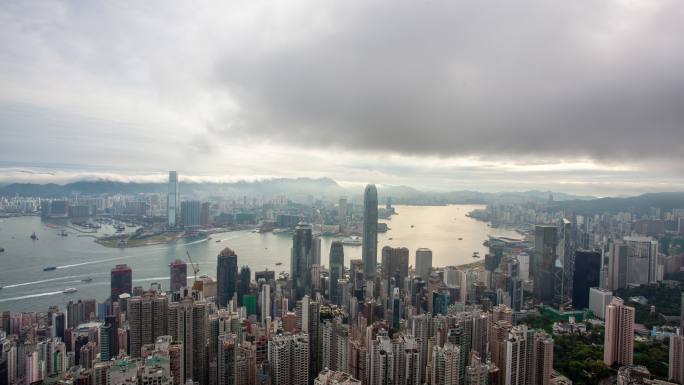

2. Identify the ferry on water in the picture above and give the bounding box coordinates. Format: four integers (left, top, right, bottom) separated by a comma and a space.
63, 288, 78, 294
43, 266, 57, 271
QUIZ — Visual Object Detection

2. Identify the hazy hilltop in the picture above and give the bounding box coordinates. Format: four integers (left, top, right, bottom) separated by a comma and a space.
0, 177, 598, 205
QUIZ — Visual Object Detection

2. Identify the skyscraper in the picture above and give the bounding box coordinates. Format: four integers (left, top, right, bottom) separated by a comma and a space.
167, 171, 178, 228
238, 266, 251, 306
604, 297, 635, 367
292, 223, 313, 300
217, 248, 238, 308
533, 225, 557, 304
381, 246, 409, 285
128, 293, 168, 358
362, 184, 378, 279
571, 250, 601, 309
168, 296, 209, 384
531, 331, 554, 385
670, 334, 684, 383
329, 241, 345, 304
110, 264, 132, 301
218, 334, 237, 385
181, 200, 201, 228
169, 259, 187, 293
623, 236, 660, 285
268, 333, 310, 385
608, 241, 629, 290
415, 248, 433, 281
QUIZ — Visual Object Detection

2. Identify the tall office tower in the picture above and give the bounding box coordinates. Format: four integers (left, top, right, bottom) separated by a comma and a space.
260, 284, 271, 324
292, 223, 314, 300
390, 288, 402, 329
681, 292, 684, 334
557, 218, 576, 307
603, 297, 635, 366
329, 241, 345, 304
200, 202, 211, 227
531, 331, 554, 385
181, 200, 201, 228
312, 236, 322, 266
168, 297, 209, 384
415, 248, 433, 281
238, 266, 251, 306
624, 236, 660, 285
430, 343, 461, 385
338, 197, 348, 226
169, 259, 188, 293
670, 334, 684, 383
533, 225, 557, 304
608, 241, 629, 290
268, 333, 310, 385
322, 320, 350, 372
110, 264, 133, 301
362, 184, 378, 279
571, 251, 601, 309
588, 287, 612, 320
217, 248, 238, 308
218, 334, 237, 385
167, 171, 178, 228
381, 246, 409, 283
128, 293, 169, 358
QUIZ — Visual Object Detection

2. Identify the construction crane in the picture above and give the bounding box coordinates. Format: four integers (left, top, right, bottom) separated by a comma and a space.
186, 250, 203, 292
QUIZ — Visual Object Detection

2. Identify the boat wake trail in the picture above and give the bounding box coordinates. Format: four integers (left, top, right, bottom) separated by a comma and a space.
58, 255, 134, 269
0, 291, 63, 303
3, 275, 82, 289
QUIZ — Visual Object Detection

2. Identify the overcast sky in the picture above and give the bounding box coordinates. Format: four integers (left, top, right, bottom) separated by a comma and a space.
1, 1, 683, 196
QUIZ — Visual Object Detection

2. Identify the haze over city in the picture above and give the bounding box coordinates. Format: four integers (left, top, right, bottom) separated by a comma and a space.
2, 1, 684, 195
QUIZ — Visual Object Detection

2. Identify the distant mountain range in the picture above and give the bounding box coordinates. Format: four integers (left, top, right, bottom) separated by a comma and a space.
0, 177, 599, 205
549, 192, 684, 216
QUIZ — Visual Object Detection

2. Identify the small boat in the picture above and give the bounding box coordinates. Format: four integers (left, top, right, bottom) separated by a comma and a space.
410, 225, 414, 228
275, 262, 282, 266
458, 237, 463, 240
388, 237, 393, 240
0, 286, 3, 290
0, 247, 4, 252
43, 266, 57, 271
59, 230, 68, 237
30, 232, 38, 240
81, 277, 93, 283
216, 239, 222, 243
62, 288, 78, 294
472, 252, 480, 258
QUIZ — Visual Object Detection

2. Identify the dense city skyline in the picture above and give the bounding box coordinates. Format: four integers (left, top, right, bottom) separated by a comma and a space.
2, 1, 684, 384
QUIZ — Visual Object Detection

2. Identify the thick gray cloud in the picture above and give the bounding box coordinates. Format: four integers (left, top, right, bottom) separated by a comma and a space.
212, 0, 684, 161
1, 0, 684, 195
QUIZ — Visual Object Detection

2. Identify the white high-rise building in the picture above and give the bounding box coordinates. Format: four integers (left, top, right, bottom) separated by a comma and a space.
167, 171, 179, 228
589, 287, 612, 320
260, 283, 271, 325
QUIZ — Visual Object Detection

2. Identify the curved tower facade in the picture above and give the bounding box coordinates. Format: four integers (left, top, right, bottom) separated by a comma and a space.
362, 184, 378, 279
